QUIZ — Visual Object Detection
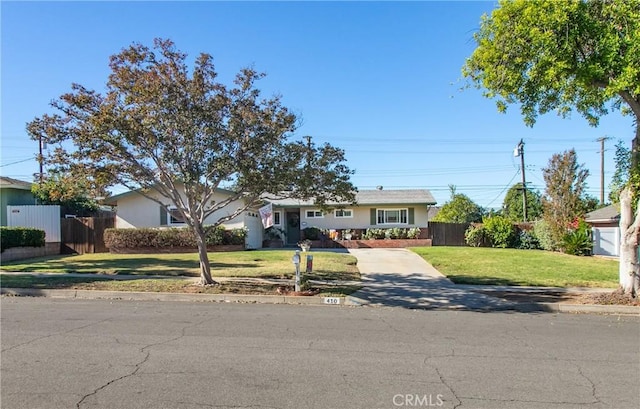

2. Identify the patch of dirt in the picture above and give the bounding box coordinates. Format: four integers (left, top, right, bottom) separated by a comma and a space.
480, 289, 640, 306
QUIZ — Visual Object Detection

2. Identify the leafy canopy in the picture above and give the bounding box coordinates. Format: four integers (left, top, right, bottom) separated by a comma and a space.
433, 186, 484, 223
542, 149, 590, 246
27, 38, 356, 284
502, 183, 543, 222
463, 0, 640, 129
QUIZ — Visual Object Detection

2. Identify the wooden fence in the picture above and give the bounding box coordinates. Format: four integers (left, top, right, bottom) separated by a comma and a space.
61, 217, 114, 254
426, 222, 471, 246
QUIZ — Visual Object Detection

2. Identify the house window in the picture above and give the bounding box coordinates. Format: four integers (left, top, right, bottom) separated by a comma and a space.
305, 209, 324, 218
168, 207, 186, 225
273, 211, 282, 226
334, 209, 353, 218
377, 209, 408, 224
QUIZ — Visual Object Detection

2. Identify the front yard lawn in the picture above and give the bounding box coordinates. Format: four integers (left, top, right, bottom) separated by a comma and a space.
0, 250, 359, 281
411, 246, 619, 288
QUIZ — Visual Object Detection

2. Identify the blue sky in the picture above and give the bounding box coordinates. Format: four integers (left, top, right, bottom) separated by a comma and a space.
1, 1, 635, 208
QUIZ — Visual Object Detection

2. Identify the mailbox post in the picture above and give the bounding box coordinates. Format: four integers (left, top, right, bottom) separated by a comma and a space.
292, 250, 301, 292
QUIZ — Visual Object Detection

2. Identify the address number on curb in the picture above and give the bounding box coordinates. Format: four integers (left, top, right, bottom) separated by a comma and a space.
323, 297, 341, 305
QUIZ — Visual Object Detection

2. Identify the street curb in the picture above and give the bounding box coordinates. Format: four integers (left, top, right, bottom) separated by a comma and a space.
1, 288, 638, 315
0, 288, 344, 306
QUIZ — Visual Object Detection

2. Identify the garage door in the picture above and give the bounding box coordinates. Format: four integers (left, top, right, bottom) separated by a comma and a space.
592, 227, 620, 257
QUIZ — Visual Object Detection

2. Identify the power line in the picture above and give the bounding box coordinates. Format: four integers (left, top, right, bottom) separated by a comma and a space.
0, 158, 34, 167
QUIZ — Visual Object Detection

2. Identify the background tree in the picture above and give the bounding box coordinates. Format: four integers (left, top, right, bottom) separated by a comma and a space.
501, 183, 543, 222
31, 172, 101, 216
463, 0, 640, 295
608, 140, 631, 204
541, 150, 590, 249
27, 39, 356, 285
432, 185, 484, 223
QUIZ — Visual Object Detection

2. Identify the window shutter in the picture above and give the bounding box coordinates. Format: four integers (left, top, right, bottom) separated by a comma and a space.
370, 208, 377, 225
408, 208, 415, 224
160, 206, 167, 225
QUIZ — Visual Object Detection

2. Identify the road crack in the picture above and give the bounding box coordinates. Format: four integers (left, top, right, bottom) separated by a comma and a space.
75, 317, 211, 408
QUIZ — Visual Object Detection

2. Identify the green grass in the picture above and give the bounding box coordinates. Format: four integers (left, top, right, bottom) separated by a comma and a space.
410, 246, 619, 288
0, 250, 359, 280
0, 275, 361, 296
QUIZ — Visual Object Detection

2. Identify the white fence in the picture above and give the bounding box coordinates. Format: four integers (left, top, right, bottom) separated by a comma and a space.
7, 205, 61, 242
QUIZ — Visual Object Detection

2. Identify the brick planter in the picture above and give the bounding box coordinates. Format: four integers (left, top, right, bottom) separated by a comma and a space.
109, 245, 244, 254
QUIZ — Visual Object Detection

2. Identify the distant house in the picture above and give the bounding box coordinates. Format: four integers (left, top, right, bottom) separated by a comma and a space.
105, 187, 437, 248
585, 204, 620, 257
268, 189, 437, 246
0, 177, 37, 226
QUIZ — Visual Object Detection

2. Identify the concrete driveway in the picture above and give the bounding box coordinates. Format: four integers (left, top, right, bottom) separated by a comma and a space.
347, 248, 517, 310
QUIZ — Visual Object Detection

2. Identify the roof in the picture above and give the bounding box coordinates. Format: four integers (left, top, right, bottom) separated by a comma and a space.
0, 176, 32, 191
268, 189, 437, 207
585, 204, 620, 223
103, 185, 239, 205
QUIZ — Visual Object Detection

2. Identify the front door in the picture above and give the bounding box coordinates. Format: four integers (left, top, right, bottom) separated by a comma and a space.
285, 211, 301, 246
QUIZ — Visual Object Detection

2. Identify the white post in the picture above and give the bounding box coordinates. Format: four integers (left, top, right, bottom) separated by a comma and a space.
292, 250, 301, 292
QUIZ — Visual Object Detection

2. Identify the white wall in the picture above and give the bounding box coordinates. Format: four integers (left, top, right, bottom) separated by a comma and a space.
115, 190, 248, 229
7, 205, 61, 242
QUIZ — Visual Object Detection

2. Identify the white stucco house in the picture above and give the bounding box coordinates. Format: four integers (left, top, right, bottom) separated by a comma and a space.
104, 187, 437, 249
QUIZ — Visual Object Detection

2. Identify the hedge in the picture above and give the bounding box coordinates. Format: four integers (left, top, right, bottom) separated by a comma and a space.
104, 226, 247, 249
0, 227, 46, 252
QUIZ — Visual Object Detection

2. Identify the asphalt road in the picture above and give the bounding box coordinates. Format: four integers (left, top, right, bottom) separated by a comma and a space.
1, 297, 638, 409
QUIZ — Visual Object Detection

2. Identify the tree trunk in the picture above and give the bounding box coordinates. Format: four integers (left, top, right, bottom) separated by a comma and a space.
193, 223, 216, 285
619, 187, 639, 297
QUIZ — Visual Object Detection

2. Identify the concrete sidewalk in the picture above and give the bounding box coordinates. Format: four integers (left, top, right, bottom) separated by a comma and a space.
346, 248, 522, 310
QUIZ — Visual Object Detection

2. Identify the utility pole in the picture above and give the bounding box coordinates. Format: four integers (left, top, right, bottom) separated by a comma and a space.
597, 136, 610, 205
515, 139, 528, 222
37, 135, 44, 184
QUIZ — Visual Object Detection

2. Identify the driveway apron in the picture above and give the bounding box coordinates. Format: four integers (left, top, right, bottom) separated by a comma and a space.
347, 248, 517, 310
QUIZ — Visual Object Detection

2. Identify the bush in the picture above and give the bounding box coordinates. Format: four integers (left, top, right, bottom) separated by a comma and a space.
532, 220, 558, 251
104, 226, 246, 249
407, 227, 421, 239
483, 216, 516, 248
515, 230, 540, 250
363, 228, 386, 240
561, 219, 592, 256
0, 227, 46, 252
464, 225, 486, 247
302, 227, 322, 240
387, 227, 406, 239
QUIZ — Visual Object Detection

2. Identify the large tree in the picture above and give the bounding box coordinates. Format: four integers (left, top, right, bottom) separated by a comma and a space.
432, 186, 484, 223
541, 150, 590, 247
463, 0, 640, 296
27, 39, 356, 285
502, 183, 543, 222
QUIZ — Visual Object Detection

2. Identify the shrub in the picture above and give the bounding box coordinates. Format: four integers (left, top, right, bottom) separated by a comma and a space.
388, 227, 408, 239
0, 227, 46, 252
363, 228, 386, 240
561, 219, 592, 256
104, 226, 246, 249
464, 225, 486, 247
483, 216, 516, 248
407, 227, 421, 239
532, 219, 558, 251
302, 227, 321, 240
516, 230, 540, 250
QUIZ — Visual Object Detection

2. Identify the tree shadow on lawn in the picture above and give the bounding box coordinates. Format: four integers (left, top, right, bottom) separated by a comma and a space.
446, 275, 529, 286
